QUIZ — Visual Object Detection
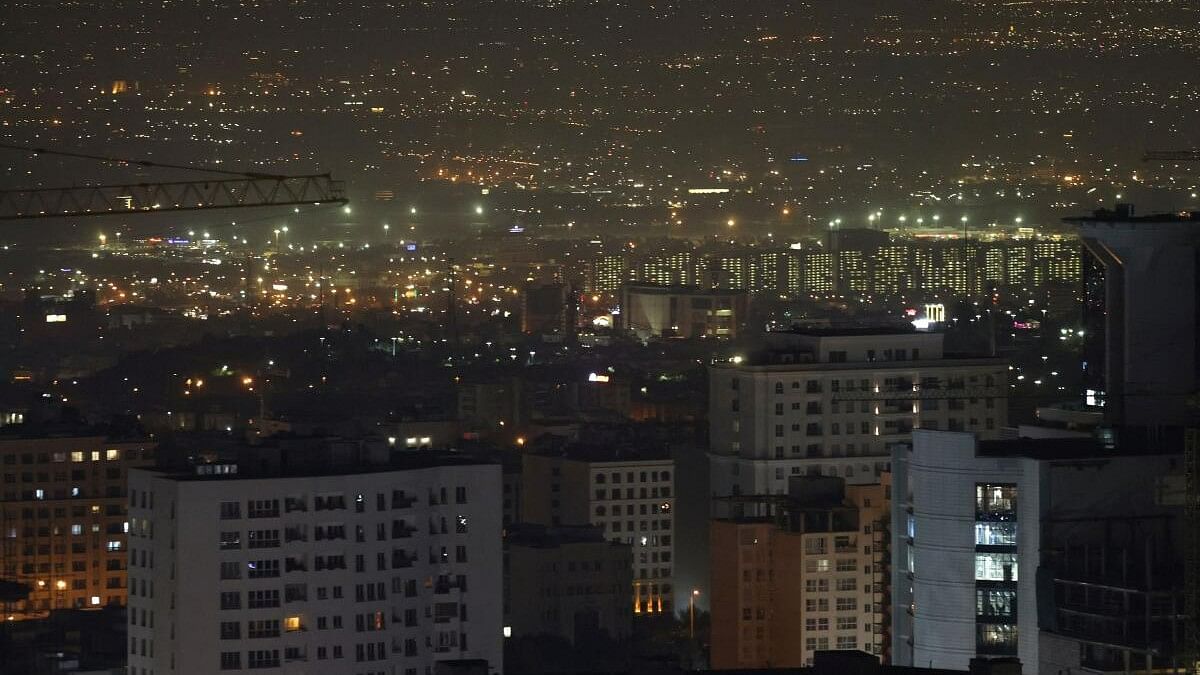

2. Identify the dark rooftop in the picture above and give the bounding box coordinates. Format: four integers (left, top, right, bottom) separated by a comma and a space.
506, 523, 622, 548
147, 445, 498, 482
1063, 203, 1200, 223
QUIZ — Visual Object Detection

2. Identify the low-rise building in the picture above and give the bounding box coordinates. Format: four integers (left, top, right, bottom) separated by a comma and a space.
504, 523, 632, 644
521, 428, 675, 615
619, 284, 748, 340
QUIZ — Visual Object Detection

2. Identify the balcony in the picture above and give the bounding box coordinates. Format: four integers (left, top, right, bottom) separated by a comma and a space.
392, 491, 417, 509
285, 558, 307, 573
284, 527, 307, 543
284, 498, 307, 513
392, 551, 416, 568
314, 496, 346, 511
392, 522, 416, 539
284, 584, 307, 603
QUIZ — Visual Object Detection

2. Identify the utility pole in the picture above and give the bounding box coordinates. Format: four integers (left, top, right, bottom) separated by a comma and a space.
689, 589, 700, 640
446, 258, 459, 347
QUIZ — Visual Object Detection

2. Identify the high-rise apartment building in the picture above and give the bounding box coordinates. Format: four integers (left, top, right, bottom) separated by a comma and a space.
802, 252, 835, 294
709, 329, 1006, 501
1069, 205, 1200, 425
520, 433, 674, 615
588, 254, 627, 294
126, 452, 503, 675
891, 430, 1185, 673
1, 432, 155, 619
710, 476, 889, 668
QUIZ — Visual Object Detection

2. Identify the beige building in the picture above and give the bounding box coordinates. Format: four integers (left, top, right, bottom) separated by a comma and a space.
521, 437, 674, 615
710, 329, 1007, 501
0, 433, 156, 619
711, 476, 889, 669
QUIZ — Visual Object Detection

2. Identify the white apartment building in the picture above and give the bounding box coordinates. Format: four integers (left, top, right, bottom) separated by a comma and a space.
126, 456, 503, 675
521, 446, 674, 615
709, 329, 1007, 499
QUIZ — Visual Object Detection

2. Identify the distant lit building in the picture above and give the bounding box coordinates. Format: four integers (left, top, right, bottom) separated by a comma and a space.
803, 252, 835, 294
588, 255, 627, 294
872, 245, 912, 295
708, 253, 749, 290
0, 433, 155, 619
711, 476, 890, 668
618, 284, 747, 340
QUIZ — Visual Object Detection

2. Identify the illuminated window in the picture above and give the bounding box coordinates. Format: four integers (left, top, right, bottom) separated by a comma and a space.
975, 553, 1018, 582
976, 624, 1018, 653
804, 558, 831, 573
71, 451, 84, 463
975, 522, 1017, 546
284, 616, 302, 632
91, 451, 101, 462
976, 589, 1017, 619
106, 449, 120, 461
976, 483, 1017, 519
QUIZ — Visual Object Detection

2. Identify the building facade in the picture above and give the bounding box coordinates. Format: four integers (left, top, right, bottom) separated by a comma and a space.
710, 476, 889, 669
1070, 205, 1200, 425
891, 430, 1186, 673
521, 443, 674, 615
126, 456, 503, 675
503, 524, 632, 644
1, 433, 155, 619
709, 330, 1007, 501
618, 284, 747, 340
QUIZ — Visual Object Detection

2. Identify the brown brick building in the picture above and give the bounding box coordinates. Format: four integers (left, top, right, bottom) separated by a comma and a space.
1, 434, 155, 619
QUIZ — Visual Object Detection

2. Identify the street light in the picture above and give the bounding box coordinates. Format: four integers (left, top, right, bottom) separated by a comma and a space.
689, 589, 701, 640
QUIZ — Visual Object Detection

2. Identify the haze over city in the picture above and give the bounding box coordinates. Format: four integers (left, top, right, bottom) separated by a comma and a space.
0, 2, 1197, 675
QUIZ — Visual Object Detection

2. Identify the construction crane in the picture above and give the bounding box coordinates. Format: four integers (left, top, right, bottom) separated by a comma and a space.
0, 143, 347, 220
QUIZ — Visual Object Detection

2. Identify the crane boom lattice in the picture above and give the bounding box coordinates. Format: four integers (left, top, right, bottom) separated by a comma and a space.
0, 174, 346, 220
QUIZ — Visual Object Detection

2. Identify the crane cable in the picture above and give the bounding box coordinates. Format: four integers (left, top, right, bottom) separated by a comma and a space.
0, 142, 291, 180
